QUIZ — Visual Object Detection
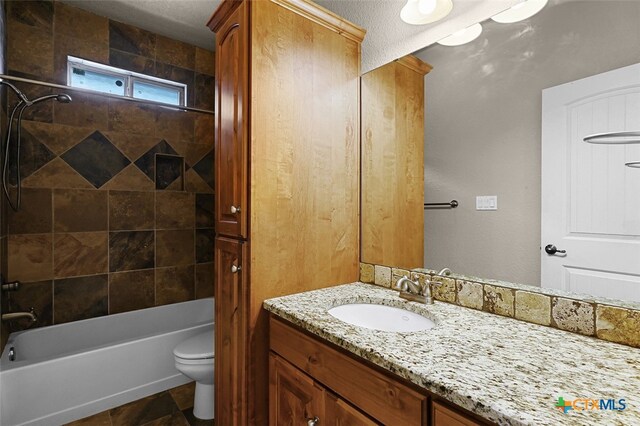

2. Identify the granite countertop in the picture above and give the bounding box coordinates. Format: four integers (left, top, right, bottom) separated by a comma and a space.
263, 283, 640, 426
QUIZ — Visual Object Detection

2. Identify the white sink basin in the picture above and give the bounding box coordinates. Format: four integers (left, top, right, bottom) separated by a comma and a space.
328, 303, 435, 332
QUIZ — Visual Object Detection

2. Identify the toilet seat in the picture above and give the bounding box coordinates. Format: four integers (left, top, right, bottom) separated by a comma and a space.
173, 329, 214, 360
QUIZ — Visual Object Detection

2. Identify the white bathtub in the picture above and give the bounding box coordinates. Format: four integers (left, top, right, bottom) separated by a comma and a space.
0, 298, 214, 426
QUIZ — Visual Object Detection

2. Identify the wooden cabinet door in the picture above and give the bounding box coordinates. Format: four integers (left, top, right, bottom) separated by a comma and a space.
325, 392, 380, 426
215, 237, 248, 425
215, 1, 248, 239
432, 401, 482, 426
269, 354, 325, 426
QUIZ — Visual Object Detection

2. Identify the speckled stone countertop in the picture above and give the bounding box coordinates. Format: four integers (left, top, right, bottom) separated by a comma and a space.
263, 283, 640, 426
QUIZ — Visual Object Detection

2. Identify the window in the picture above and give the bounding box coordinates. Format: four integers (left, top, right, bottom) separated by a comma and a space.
67, 56, 187, 106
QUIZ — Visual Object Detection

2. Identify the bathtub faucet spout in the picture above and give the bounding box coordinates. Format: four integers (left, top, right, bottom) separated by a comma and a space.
1, 307, 37, 323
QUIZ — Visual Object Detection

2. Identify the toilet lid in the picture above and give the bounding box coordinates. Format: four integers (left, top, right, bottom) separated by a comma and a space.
173, 329, 215, 360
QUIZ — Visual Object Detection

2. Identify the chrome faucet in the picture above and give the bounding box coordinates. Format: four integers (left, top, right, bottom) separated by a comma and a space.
396, 275, 441, 304
1, 307, 37, 323
436, 267, 451, 276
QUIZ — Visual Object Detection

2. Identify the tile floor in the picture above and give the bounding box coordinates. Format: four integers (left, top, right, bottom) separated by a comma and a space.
66, 382, 214, 426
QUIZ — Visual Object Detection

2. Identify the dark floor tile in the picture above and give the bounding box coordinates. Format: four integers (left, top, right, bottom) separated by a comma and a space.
109, 391, 178, 426
8, 280, 53, 329
54, 275, 108, 324
156, 266, 195, 306
195, 263, 214, 299
156, 155, 184, 190
61, 131, 130, 188
142, 411, 190, 426
109, 231, 155, 272
182, 408, 214, 426
54, 232, 108, 278
156, 192, 194, 229
8, 188, 52, 234
168, 382, 195, 411
195, 229, 214, 264
109, 20, 156, 58
156, 230, 194, 267
195, 194, 214, 228
191, 151, 213, 189
54, 189, 108, 232
109, 191, 154, 231
64, 410, 111, 426
109, 270, 155, 314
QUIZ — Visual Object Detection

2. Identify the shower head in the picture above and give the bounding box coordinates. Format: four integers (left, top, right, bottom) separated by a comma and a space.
30, 93, 72, 105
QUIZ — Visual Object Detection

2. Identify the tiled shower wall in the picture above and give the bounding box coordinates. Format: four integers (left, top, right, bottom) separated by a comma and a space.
2, 0, 215, 335
1, 0, 9, 350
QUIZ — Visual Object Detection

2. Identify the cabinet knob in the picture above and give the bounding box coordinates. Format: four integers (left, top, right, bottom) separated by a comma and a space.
231, 265, 241, 274
230, 205, 241, 214
307, 417, 319, 426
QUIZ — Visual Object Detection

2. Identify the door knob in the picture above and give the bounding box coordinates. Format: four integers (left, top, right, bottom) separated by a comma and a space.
231, 264, 241, 273
230, 205, 240, 214
545, 244, 566, 255
307, 417, 319, 426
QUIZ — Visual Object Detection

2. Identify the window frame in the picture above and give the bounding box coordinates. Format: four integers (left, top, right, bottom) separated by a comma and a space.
67, 56, 188, 106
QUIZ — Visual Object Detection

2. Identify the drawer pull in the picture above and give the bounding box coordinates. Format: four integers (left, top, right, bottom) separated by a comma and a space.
307, 416, 319, 426
231, 265, 241, 273
230, 205, 241, 214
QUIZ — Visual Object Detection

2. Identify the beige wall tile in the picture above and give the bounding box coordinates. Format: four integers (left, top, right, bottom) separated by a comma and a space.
596, 305, 640, 348
551, 297, 595, 336
483, 285, 515, 317
456, 280, 483, 310
432, 276, 456, 303
373, 265, 391, 288
515, 291, 551, 326
359, 263, 374, 283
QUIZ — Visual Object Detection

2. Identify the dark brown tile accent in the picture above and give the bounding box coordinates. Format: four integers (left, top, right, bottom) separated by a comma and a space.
109, 48, 155, 75
7, 234, 53, 282
109, 270, 155, 314
156, 192, 194, 229
167, 382, 195, 411
170, 142, 210, 170
194, 114, 214, 145
104, 131, 159, 162
54, 232, 108, 278
108, 98, 156, 134
8, 188, 52, 234
109, 231, 155, 272
191, 151, 213, 189
8, 280, 53, 328
54, 275, 108, 324
109, 191, 154, 231
53, 2, 108, 44
195, 47, 215, 76
65, 410, 112, 426
134, 140, 179, 181
53, 33, 109, 84
155, 155, 184, 190
7, 21, 53, 80
195, 229, 214, 264
195, 263, 214, 299
156, 230, 194, 267
109, 391, 178, 426
54, 189, 108, 232
156, 266, 195, 306
60, 131, 131, 188
195, 194, 214, 228
109, 20, 156, 58
184, 169, 213, 194
194, 73, 215, 111
53, 92, 109, 130
156, 35, 196, 70
155, 109, 195, 142
7, 0, 54, 29
21, 121, 94, 156
8, 125, 56, 183
23, 158, 94, 190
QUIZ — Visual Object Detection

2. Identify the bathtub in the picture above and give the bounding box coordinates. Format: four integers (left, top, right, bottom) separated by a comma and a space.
0, 298, 214, 426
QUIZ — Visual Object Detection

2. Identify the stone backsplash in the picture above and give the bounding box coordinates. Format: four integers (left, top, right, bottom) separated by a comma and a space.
360, 262, 640, 349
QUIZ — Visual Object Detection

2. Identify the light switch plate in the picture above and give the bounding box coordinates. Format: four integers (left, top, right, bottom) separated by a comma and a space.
476, 195, 498, 211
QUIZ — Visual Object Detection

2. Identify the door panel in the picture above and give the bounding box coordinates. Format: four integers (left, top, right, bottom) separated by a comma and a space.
542, 63, 640, 301
215, 1, 248, 238
325, 391, 379, 426
215, 236, 248, 425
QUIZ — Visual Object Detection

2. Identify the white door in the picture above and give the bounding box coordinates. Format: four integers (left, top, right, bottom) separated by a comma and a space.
541, 63, 640, 302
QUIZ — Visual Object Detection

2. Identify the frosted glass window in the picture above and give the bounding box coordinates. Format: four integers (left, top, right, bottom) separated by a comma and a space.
69, 67, 125, 96
133, 80, 182, 106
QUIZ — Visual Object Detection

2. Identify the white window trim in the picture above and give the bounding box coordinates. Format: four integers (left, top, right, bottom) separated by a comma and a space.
67, 56, 187, 106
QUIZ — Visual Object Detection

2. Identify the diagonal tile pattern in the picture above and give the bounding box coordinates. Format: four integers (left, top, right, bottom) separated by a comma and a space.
191, 150, 214, 189
8, 126, 56, 184
61, 131, 130, 188
134, 139, 179, 181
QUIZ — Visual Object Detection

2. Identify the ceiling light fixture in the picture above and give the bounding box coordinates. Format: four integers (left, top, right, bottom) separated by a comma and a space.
401, 0, 453, 25
491, 0, 548, 24
437, 23, 483, 46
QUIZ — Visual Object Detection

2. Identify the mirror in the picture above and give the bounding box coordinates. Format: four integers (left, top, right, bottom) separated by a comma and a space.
412, 0, 640, 302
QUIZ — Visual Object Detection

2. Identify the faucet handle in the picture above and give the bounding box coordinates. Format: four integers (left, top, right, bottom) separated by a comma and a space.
29, 307, 37, 323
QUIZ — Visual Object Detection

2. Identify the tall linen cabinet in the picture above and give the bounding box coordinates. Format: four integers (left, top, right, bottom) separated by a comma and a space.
208, 1, 365, 424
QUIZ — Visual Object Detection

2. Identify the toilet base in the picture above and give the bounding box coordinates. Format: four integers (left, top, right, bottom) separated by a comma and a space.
193, 382, 215, 420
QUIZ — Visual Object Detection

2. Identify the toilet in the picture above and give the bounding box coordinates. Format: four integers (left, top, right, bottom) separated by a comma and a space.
173, 328, 215, 420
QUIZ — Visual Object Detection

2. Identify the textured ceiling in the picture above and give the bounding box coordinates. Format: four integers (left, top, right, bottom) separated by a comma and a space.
61, 0, 219, 51
64, 0, 521, 71
317, 0, 521, 73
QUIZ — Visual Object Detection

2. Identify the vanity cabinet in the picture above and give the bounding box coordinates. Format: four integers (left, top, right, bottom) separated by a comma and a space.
269, 316, 487, 426
209, 0, 364, 423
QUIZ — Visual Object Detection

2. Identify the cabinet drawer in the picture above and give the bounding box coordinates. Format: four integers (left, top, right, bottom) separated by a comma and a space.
432, 401, 482, 426
270, 317, 427, 425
